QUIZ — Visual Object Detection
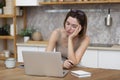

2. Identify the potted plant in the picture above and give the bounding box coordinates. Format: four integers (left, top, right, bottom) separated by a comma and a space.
0, 0, 5, 14
19, 28, 35, 42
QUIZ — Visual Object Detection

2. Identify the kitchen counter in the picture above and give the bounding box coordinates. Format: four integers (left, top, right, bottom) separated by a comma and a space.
88, 44, 120, 51
17, 41, 120, 51
17, 41, 49, 62
16, 43, 47, 47
16, 41, 48, 47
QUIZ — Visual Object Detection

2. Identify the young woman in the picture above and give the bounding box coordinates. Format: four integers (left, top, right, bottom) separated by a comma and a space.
46, 9, 90, 69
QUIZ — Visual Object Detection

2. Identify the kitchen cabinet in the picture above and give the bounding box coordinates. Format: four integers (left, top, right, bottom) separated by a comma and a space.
79, 49, 98, 68
17, 43, 47, 62
0, 0, 17, 60
80, 47, 120, 70
99, 50, 120, 70
16, 0, 40, 6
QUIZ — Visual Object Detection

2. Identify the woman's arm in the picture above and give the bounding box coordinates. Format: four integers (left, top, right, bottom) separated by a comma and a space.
64, 27, 90, 69
46, 29, 59, 52
68, 36, 90, 65
63, 36, 89, 69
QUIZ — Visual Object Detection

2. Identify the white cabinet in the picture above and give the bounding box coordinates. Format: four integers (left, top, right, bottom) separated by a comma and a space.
16, 0, 39, 6
79, 50, 98, 68
80, 48, 120, 70
17, 44, 47, 62
99, 50, 120, 70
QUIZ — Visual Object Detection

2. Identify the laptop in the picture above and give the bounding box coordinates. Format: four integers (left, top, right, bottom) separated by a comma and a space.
22, 51, 69, 77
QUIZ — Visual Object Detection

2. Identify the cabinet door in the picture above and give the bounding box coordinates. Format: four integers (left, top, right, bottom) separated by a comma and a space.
17, 46, 38, 62
16, 0, 38, 6
79, 50, 98, 68
99, 50, 120, 70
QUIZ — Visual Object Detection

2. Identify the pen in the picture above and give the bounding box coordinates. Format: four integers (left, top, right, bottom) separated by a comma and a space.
68, 61, 74, 65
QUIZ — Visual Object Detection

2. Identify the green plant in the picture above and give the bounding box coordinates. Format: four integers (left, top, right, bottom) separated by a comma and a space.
19, 28, 35, 37
0, 0, 5, 8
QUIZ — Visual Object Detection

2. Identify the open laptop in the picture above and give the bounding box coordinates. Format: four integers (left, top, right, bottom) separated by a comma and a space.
22, 51, 69, 77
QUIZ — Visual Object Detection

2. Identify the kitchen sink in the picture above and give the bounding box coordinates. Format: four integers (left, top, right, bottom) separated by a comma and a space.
89, 44, 113, 47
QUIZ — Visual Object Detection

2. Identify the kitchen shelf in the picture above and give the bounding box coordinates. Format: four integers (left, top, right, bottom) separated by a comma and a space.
0, 36, 15, 39
0, 14, 14, 18
39, 0, 120, 5
40, 1, 108, 5
0, 57, 6, 60
0, 54, 14, 60
0, 0, 17, 60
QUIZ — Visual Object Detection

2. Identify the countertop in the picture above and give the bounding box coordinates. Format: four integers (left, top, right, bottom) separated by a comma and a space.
0, 65, 120, 80
17, 41, 48, 46
17, 41, 120, 51
88, 44, 120, 51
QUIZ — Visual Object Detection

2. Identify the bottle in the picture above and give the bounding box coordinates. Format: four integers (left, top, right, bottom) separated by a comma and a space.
107, 8, 111, 26
105, 8, 112, 27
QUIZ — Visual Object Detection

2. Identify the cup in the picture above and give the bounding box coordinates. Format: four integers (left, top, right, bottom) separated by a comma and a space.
5, 58, 16, 69
4, 50, 10, 58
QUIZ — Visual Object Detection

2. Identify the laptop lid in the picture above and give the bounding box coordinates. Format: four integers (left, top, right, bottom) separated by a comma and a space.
22, 51, 68, 77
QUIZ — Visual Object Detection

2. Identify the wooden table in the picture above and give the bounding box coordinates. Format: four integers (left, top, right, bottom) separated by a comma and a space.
0, 65, 120, 80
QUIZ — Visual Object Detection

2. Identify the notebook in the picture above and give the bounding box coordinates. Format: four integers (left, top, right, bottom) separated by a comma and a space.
71, 70, 91, 78
22, 51, 69, 77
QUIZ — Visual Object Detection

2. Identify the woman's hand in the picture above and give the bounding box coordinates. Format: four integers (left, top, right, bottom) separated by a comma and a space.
69, 26, 81, 39
63, 60, 74, 69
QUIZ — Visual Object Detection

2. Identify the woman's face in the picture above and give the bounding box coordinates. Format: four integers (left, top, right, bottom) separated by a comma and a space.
65, 16, 81, 36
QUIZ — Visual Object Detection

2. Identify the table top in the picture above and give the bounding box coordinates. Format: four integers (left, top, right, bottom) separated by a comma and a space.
0, 65, 120, 80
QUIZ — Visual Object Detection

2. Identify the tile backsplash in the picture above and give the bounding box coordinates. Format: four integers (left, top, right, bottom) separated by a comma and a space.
2, 4, 120, 45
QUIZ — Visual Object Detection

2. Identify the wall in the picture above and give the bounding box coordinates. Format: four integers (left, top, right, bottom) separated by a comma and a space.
24, 3, 120, 45
0, 3, 120, 51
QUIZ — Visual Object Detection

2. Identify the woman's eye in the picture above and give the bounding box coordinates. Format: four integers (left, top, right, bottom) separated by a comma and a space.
66, 22, 70, 25
72, 25, 78, 28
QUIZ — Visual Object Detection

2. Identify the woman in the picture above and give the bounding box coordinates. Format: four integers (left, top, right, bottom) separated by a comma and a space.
46, 9, 90, 69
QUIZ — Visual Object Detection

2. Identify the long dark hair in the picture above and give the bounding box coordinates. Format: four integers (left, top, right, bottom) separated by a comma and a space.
64, 9, 87, 38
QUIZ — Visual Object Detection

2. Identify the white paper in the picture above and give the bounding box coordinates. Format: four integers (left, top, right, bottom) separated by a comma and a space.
71, 70, 91, 78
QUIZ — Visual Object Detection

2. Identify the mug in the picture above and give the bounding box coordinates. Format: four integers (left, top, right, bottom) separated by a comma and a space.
5, 58, 16, 69
4, 50, 10, 58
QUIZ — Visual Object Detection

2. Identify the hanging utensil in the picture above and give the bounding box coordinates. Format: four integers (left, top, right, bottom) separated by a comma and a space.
105, 8, 112, 27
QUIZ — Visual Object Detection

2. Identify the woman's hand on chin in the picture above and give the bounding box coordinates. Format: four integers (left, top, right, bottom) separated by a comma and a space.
69, 27, 81, 39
